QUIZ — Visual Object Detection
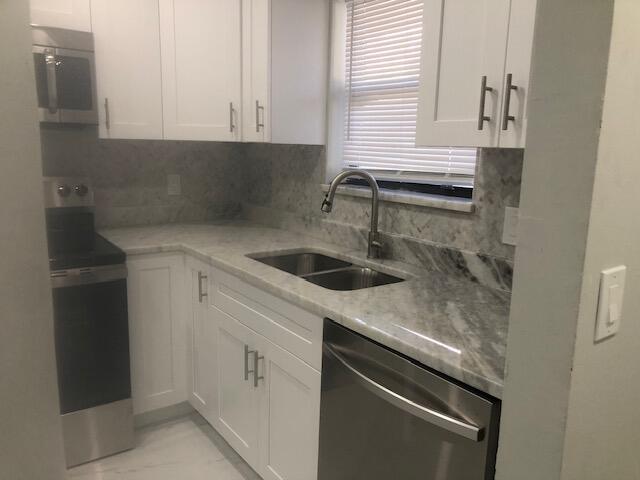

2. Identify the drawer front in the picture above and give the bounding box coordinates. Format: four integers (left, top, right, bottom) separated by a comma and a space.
211, 267, 322, 370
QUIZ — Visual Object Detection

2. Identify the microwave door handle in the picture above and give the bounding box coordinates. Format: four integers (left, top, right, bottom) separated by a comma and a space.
324, 344, 483, 442
45, 49, 58, 114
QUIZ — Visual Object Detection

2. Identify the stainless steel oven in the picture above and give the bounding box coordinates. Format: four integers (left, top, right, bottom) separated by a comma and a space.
318, 319, 501, 480
45, 177, 133, 467
32, 26, 98, 124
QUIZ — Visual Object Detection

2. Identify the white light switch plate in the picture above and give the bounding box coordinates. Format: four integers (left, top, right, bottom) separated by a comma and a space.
167, 174, 181, 196
595, 265, 627, 342
502, 207, 519, 246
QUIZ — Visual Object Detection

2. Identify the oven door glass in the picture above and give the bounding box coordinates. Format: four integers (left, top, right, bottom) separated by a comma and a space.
52, 278, 131, 414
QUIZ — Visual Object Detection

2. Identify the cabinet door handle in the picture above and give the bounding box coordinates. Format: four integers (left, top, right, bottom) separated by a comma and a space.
244, 345, 255, 381
104, 98, 111, 130
229, 102, 235, 133
501, 73, 519, 131
477, 75, 494, 131
255, 100, 265, 133
45, 49, 58, 114
253, 350, 264, 388
197, 271, 208, 303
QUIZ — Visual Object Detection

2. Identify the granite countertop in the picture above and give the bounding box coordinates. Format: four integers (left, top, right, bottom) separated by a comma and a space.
101, 221, 510, 398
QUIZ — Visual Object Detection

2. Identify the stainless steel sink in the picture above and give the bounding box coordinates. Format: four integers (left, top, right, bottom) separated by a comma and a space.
301, 267, 404, 291
248, 251, 405, 291
249, 252, 352, 276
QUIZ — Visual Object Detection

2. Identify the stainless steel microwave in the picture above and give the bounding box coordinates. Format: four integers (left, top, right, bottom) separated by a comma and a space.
32, 26, 98, 125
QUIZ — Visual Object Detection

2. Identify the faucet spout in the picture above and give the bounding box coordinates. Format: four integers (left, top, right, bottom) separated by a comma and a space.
322, 170, 382, 259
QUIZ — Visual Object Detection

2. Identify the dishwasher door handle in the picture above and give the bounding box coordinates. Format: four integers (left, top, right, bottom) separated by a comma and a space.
324, 344, 483, 442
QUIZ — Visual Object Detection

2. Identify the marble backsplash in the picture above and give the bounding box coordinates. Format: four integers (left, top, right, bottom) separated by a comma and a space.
239, 145, 523, 291
39, 125, 523, 291
39, 125, 244, 228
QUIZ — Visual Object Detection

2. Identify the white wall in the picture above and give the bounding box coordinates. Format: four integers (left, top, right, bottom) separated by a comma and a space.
0, 0, 66, 478
496, 0, 614, 478
560, 2, 640, 478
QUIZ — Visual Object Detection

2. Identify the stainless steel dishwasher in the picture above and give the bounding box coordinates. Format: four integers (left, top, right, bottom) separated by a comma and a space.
318, 319, 501, 480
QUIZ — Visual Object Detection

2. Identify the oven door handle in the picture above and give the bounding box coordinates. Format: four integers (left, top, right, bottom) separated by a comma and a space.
324, 343, 483, 442
45, 48, 58, 114
51, 264, 127, 288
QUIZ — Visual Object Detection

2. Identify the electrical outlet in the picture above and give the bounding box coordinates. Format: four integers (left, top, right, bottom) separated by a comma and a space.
502, 207, 519, 246
167, 174, 181, 196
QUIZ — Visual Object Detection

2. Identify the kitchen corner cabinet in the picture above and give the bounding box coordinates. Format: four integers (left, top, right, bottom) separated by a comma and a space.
30, 0, 92, 32
126, 253, 187, 414
159, 0, 242, 141
91, 0, 164, 139
416, 0, 536, 148
241, 0, 330, 145
185, 256, 218, 424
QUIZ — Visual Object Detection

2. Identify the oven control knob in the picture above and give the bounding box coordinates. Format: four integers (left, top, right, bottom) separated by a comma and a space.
57, 185, 71, 197
74, 184, 89, 197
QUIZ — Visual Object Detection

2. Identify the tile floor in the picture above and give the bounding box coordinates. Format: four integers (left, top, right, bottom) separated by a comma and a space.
67, 413, 261, 480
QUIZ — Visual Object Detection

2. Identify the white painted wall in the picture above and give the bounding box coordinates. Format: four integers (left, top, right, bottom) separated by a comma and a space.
0, 1, 66, 478
496, 0, 614, 478
561, 2, 640, 478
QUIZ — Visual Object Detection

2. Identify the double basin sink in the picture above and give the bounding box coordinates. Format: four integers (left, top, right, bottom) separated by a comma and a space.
248, 251, 404, 291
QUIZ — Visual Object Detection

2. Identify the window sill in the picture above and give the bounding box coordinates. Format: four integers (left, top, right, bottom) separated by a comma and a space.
320, 184, 475, 213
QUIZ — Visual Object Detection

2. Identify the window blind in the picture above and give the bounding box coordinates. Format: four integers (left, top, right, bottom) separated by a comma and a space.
343, 0, 477, 186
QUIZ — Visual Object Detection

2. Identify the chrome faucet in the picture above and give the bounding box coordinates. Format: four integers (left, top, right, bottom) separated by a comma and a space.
321, 170, 383, 259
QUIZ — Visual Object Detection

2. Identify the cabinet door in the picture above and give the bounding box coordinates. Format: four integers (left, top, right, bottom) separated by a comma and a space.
127, 254, 187, 414
270, 0, 329, 145
416, 0, 511, 148
258, 338, 321, 480
498, 0, 537, 148
31, 0, 92, 32
159, 0, 242, 141
215, 309, 260, 468
91, 0, 163, 139
186, 258, 217, 424
242, 0, 271, 143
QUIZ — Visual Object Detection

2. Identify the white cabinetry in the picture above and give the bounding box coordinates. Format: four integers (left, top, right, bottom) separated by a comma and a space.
241, 0, 329, 145
259, 337, 320, 480
30, 0, 92, 32
159, 0, 242, 141
416, 0, 536, 148
127, 254, 187, 414
216, 310, 262, 466
91, 0, 163, 139
211, 267, 322, 479
186, 257, 217, 424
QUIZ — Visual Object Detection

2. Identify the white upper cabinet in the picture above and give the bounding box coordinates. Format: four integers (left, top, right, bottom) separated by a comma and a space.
91, 0, 163, 139
159, 0, 242, 141
416, 0, 536, 148
242, 0, 329, 145
499, 0, 537, 148
30, 0, 92, 32
241, 0, 271, 143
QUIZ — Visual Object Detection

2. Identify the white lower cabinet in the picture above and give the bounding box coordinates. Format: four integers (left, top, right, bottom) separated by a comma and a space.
127, 253, 187, 414
186, 257, 217, 425
259, 336, 321, 480
128, 254, 321, 478
215, 309, 261, 467
213, 307, 321, 479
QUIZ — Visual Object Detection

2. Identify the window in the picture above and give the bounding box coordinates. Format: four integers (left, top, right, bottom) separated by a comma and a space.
338, 0, 477, 190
